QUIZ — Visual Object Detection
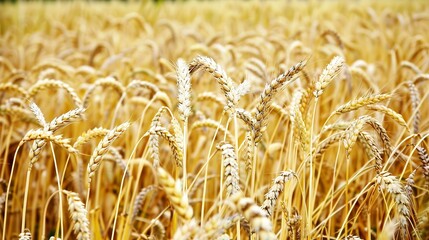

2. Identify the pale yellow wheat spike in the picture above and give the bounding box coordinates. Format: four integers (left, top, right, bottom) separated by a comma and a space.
342, 115, 371, 153
176, 58, 192, 122
190, 119, 234, 143
261, 170, 296, 217
365, 104, 408, 130
32, 62, 74, 77
0, 105, 41, 126
400, 61, 422, 75
357, 131, 383, 173
29, 102, 47, 127
334, 94, 391, 115
74, 127, 109, 148
253, 60, 306, 144
230, 192, 276, 240
196, 92, 226, 107
148, 107, 168, 168
28, 79, 82, 107
18, 229, 31, 240
314, 132, 344, 160
407, 81, 420, 134
149, 219, 166, 240
235, 108, 255, 130
189, 56, 236, 110
0, 83, 29, 98
217, 142, 240, 197
87, 122, 129, 183
156, 167, 193, 220
152, 126, 183, 167
63, 190, 90, 240
28, 107, 85, 167
131, 185, 157, 222
313, 56, 345, 98
82, 76, 125, 108
375, 171, 412, 239
19, 130, 78, 162
290, 89, 309, 152
126, 79, 160, 97
416, 146, 429, 189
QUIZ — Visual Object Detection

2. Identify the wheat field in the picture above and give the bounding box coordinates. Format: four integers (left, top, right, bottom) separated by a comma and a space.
1, 1, 429, 239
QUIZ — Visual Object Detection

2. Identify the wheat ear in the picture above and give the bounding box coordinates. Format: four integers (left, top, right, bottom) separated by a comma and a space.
416, 146, 429, 189
0, 83, 29, 98
176, 58, 192, 121
375, 171, 411, 239
313, 56, 344, 98
0, 105, 40, 126
82, 76, 125, 108
407, 81, 420, 134
74, 127, 109, 148
87, 122, 129, 183
156, 167, 193, 220
261, 170, 296, 217
253, 60, 306, 144
63, 190, 90, 240
189, 56, 236, 110
230, 192, 276, 240
365, 104, 408, 129
334, 93, 391, 114
28, 79, 82, 107
217, 142, 240, 197
131, 185, 157, 222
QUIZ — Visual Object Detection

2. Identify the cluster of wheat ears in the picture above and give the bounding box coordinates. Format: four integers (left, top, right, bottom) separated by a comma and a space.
1, 1, 429, 240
